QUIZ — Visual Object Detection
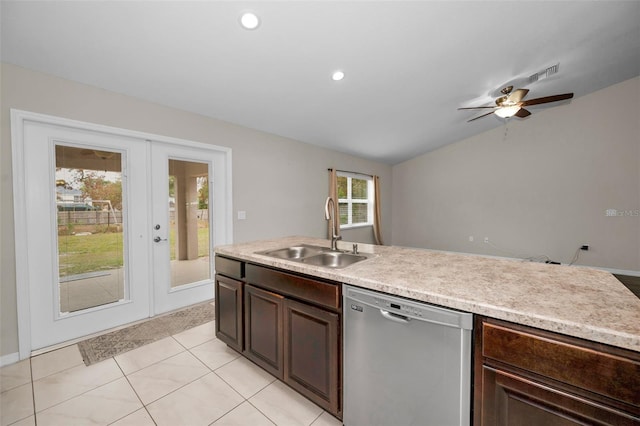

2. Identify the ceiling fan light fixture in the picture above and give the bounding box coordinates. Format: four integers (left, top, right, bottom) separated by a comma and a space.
494, 105, 521, 118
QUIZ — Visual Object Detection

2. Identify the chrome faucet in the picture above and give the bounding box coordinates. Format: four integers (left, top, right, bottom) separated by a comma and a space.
325, 196, 342, 251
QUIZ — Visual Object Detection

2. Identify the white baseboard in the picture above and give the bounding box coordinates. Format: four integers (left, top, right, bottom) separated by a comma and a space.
0, 352, 20, 367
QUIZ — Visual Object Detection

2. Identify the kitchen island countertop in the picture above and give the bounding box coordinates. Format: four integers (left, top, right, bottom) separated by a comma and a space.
215, 236, 640, 352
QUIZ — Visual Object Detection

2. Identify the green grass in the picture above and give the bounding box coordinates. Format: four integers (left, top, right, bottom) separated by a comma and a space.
169, 226, 210, 260
59, 224, 210, 276
58, 232, 124, 276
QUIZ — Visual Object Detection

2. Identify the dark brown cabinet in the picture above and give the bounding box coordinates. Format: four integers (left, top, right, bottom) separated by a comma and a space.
214, 274, 244, 352
244, 284, 285, 379
214, 256, 245, 352
284, 298, 340, 415
475, 316, 640, 425
214, 255, 343, 419
243, 264, 343, 418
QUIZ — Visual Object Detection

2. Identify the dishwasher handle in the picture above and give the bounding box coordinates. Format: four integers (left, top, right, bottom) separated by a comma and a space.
380, 309, 411, 323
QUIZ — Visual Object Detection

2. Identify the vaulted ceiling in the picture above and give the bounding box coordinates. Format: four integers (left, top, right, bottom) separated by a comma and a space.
2, 1, 639, 164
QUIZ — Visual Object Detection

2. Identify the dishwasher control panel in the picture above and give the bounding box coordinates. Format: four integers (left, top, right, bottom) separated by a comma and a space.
344, 285, 473, 329
376, 298, 425, 317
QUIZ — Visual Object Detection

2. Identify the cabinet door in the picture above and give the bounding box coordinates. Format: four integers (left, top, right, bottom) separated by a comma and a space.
481, 366, 640, 426
244, 284, 284, 379
284, 298, 340, 416
214, 274, 243, 352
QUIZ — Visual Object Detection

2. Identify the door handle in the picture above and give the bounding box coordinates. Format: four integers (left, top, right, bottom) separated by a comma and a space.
153, 236, 167, 243
380, 309, 411, 323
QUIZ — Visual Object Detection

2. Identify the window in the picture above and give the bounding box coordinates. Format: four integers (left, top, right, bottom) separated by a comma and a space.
337, 172, 374, 228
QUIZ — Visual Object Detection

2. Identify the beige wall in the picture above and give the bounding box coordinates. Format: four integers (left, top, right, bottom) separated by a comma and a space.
392, 77, 640, 272
2, 62, 638, 359
0, 63, 392, 357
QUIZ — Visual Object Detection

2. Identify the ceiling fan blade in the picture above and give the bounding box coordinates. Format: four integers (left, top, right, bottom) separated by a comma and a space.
467, 111, 495, 122
508, 88, 529, 103
520, 93, 574, 107
458, 106, 497, 110
515, 108, 531, 118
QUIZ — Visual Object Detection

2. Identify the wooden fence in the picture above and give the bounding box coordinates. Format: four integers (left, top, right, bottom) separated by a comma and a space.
57, 209, 208, 226
57, 210, 122, 226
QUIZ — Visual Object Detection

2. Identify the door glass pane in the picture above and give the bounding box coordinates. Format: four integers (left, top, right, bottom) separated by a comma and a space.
168, 159, 210, 287
55, 145, 125, 313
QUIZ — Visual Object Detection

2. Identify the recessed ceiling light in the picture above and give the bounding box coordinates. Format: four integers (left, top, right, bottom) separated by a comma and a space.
332, 71, 345, 81
240, 12, 260, 30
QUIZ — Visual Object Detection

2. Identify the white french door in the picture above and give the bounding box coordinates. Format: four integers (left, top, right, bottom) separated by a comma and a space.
12, 111, 232, 357
150, 143, 227, 314
19, 121, 151, 350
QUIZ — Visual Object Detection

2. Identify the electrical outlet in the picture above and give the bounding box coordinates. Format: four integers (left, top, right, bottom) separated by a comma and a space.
468, 236, 474, 242
484, 237, 489, 244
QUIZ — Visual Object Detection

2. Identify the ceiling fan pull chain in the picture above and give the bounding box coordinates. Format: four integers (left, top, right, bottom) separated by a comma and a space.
502, 122, 509, 143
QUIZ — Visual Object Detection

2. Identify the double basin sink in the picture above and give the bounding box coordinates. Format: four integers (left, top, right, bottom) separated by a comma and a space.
257, 244, 372, 269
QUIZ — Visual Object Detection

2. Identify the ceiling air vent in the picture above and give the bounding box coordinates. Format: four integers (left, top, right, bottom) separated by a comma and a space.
528, 63, 560, 84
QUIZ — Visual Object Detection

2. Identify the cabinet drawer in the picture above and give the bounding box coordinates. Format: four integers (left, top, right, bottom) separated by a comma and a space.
245, 264, 340, 310
215, 256, 244, 280
482, 321, 640, 408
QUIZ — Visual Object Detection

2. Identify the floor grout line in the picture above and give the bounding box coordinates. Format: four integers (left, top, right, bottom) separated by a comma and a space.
3, 322, 340, 426
29, 357, 37, 426
114, 357, 157, 426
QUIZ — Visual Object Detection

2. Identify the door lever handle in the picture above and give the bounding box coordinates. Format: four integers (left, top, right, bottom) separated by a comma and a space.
153, 236, 167, 243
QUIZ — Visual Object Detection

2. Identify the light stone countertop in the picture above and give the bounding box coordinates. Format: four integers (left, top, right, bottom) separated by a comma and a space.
215, 236, 640, 353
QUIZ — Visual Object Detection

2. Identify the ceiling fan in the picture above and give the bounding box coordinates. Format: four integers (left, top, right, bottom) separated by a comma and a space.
459, 86, 574, 122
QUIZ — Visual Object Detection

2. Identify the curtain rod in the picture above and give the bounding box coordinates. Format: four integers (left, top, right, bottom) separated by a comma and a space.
327, 168, 373, 178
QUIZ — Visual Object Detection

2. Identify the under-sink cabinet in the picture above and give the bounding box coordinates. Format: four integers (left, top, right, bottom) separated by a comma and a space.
214, 255, 343, 419
244, 284, 285, 378
474, 316, 640, 425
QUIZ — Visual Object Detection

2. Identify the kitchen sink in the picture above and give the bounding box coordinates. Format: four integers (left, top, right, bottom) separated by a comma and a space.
257, 244, 372, 268
301, 252, 369, 268
258, 244, 330, 260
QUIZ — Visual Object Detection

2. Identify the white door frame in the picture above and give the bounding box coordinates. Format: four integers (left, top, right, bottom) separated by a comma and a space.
11, 109, 233, 360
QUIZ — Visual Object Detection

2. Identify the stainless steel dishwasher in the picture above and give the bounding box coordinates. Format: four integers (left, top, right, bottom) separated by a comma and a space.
343, 285, 473, 426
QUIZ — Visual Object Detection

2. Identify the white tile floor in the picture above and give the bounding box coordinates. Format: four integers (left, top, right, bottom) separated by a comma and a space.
0, 321, 342, 426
